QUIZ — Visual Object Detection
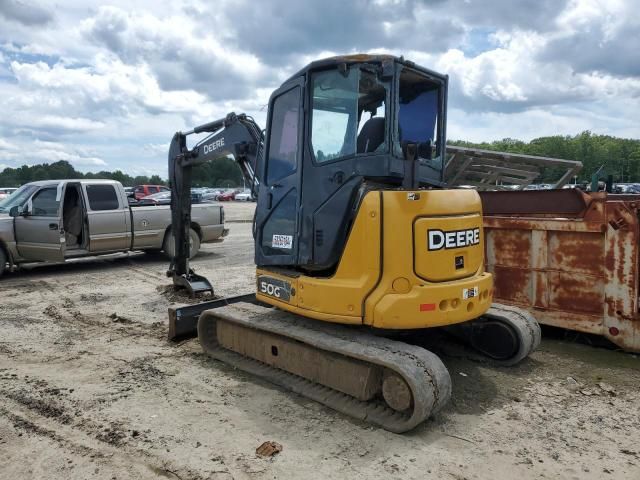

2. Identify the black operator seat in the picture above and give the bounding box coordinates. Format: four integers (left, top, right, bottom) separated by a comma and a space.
357, 117, 385, 153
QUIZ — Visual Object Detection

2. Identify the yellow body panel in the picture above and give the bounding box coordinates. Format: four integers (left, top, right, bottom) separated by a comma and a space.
414, 214, 484, 281
256, 189, 493, 330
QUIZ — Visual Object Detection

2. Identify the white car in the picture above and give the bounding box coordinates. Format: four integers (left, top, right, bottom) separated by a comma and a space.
0, 188, 18, 200
235, 190, 254, 201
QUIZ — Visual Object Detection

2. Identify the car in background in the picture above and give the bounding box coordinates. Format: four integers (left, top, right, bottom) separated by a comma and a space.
137, 190, 203, 206
0, 188, 18, 200
217, 190, 236, 201
133, 184, 169, 200
201, 189, 224, 202
613, 183, 640, 194
137, 191, 171, 206
235, 190, 254, 201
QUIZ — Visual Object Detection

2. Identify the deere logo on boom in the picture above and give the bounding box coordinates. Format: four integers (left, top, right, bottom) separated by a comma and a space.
428, 228, 480, 251
203, 138, 225, 154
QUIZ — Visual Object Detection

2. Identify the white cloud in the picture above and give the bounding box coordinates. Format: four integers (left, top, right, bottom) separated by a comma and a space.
0, 138, 16, 150
436, 30, 640, 113
0, 139, 107, 167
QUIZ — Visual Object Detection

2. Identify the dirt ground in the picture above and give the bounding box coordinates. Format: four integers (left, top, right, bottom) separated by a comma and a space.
1, 202, 639, 480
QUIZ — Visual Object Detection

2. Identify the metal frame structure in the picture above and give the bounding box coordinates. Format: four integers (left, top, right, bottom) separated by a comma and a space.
445, 145, 583, 190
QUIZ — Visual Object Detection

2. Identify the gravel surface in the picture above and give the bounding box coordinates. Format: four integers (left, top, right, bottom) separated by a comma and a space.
1, 202, 639, 479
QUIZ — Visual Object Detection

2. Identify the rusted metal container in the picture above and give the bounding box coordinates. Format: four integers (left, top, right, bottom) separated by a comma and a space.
481, 189, 640, 352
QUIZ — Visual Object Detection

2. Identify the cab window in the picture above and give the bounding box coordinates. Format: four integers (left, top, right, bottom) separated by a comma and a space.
266, 86, 300, 185
398, 68, 441, 160
311, 66, 388, 163
31, 187, 60, 217
86, 184, 120, 211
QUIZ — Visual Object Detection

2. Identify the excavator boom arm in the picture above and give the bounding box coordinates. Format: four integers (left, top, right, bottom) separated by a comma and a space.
167, 112, 263, 292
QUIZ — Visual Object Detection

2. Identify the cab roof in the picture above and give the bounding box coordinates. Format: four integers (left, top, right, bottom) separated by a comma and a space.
282, 53, 447, 86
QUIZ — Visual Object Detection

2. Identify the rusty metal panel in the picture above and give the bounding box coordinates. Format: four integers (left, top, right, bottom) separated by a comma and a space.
547, 271, 604, 315
547, 231, 604, 278
482, 189, 591, 217
490, 266, 532, 306
482, 191, 640, 353
486, 229, 531, 268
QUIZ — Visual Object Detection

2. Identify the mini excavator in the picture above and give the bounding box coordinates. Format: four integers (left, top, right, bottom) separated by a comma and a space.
167, 55, 540, 433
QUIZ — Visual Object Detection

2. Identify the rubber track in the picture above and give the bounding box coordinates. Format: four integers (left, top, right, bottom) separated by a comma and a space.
482, 303, 542, 366
198, 302, 452, 433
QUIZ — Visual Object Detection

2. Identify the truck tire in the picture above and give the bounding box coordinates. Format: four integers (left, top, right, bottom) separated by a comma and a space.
163, 228, 200, 260
0, 248, 6, 278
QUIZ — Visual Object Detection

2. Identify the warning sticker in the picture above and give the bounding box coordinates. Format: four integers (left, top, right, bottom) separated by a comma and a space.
463, 287, 479, 300
272, 234, 293, 249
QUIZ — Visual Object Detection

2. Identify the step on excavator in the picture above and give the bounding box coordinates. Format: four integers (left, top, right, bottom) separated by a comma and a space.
167, 54, 540, 433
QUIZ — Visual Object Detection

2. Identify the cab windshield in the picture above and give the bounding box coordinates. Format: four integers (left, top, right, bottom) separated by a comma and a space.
310, 65, 388, 163
0, 184, 37, 213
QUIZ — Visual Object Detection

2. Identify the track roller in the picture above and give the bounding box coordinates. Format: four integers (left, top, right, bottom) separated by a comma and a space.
446, 303, 541, 366
198, 302, 452, 433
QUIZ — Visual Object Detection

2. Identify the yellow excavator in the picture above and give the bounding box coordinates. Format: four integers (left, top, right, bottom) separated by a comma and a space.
167, 54, 540, 433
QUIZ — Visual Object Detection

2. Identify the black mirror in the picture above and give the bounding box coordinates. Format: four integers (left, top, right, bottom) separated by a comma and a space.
8, 205, 25, 217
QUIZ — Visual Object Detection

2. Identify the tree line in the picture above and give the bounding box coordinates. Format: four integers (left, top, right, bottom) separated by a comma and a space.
1, 131, 639, 187
0, 157, 245, 188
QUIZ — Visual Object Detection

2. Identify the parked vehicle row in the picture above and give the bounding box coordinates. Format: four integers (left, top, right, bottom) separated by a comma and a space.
134, 190, 205, 206
192, 187, 256, 202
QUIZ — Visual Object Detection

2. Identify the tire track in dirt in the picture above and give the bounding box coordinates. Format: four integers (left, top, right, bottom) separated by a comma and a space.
0, 404, 211, 480
0, 372, 220, 480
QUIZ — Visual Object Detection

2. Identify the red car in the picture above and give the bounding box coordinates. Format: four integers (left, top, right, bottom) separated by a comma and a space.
133, 184, 169, 200
217, 190, 236, 201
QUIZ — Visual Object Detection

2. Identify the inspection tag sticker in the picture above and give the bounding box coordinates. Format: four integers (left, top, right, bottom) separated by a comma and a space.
463, 287, 478, 300
272, 234, 293, 249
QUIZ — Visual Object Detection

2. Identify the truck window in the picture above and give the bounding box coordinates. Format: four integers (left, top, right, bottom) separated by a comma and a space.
86, 185, 120, 211
31, 187, 60, 217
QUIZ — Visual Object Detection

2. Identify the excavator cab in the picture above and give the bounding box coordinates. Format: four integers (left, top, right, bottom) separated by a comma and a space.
255, 55, 448, 271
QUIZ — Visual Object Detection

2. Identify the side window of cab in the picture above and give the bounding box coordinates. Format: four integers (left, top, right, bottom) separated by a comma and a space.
31, 187, 60, 217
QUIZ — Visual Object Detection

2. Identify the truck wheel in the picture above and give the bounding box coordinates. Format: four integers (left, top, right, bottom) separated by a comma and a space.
163, 228, 200, 260
0, 248, 6, 278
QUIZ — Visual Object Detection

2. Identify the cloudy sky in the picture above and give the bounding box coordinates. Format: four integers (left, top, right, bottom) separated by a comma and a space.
0, 0, 638, 177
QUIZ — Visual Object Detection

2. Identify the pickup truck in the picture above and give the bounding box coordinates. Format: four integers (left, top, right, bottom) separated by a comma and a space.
0, 179, 227, 277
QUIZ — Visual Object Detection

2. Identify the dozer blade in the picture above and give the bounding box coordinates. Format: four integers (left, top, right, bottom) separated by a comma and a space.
446, 303, 541, 366
198, 302, 452, 433
168, 293, 257, 340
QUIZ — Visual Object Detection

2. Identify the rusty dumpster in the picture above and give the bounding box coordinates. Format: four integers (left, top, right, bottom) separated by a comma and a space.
481, 188, 640, 353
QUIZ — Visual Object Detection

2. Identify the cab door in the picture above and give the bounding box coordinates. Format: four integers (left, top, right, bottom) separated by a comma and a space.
83, 183, 129, 252
14, 184, 65, 262
255, 79, 303, 266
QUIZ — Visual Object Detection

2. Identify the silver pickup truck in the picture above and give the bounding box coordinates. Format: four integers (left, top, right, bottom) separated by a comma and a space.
0, 179, 227, 277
